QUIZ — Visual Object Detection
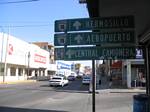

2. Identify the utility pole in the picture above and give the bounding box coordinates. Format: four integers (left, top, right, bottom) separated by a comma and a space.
0, 27, 4, 80
92, 60, 96, 112
4, 27, 9, 83
27, 51, 30, 79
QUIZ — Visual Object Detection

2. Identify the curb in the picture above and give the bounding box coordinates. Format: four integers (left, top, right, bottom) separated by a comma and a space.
95, 88, 146, 94
108, 89, 146, 93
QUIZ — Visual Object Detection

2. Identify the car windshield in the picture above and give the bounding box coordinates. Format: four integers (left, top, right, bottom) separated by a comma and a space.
71, 73, 75, 75
56, 74, 64, 76
52, 77, 62, 80
69, 75, 74, 77
84, 77, 90, 79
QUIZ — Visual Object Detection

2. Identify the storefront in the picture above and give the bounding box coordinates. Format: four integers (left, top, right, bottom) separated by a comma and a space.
123, 59, 145, 88
110, 61, 122, 86
0, 33, 57, 83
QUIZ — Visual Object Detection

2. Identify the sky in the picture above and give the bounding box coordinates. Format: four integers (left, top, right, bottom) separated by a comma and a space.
0, 0, 93, 66
0, 0, 89, 43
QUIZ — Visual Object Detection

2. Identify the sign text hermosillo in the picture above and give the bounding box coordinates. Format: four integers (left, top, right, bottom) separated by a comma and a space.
55, 16, 134, 32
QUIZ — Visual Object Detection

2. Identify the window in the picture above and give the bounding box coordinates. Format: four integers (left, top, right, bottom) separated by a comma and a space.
18, 68, 23, 76
42, 45, 48, 51
10, 67, 16, 76
25, 69, 31, 76
0, 67, 4, 76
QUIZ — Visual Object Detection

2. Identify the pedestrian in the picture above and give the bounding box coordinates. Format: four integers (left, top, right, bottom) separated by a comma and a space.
109, 76, 112, 88
99, 79, 101, 85
35, 72, 37, 79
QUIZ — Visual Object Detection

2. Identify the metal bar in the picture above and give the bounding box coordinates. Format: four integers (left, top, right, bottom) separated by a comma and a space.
148, 46, 150, 95
92, 60, 95, 112
143, 46, 148, 94
146, 46, 150, 95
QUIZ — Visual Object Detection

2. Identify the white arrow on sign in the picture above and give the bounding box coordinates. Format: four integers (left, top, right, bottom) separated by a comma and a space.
99, 56, 104, 60
66, 50, 74, 59
73, 21, 81, 30
74, 34, 83, 44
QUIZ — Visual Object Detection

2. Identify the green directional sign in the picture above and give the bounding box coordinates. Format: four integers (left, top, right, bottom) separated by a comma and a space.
54, 31, 135, 46
54, 46, 136, 60
55, 16, 134, 32
54, 48, 65, 60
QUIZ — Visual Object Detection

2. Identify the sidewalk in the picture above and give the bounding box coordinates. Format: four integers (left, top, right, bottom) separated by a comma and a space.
97, 88, 146, 94
96, 78, 146, 94
96, 75, 146, 94
0, 80, 36, 85
96, 82, 146, 94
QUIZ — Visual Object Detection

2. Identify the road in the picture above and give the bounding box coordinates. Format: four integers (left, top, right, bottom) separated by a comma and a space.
0, 79, 139, 112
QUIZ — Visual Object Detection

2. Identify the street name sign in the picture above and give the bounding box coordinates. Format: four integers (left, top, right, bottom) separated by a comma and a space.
54, 31, 135, 46
55, 16, 134, 32
55, 46, 136, 60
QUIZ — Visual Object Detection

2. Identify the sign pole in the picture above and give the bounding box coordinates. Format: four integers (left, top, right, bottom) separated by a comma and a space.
145, 46, 150, 112
144, 46, 150, 95
92, 59, 96, 112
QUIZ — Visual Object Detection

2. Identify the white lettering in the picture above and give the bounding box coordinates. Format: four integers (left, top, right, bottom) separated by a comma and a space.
75, 49, 98, 58
102, 48, 135, 58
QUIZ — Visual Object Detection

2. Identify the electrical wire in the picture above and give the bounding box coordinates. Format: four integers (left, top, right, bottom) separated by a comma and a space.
1, 24, 51, 28
0, 0, 39, 4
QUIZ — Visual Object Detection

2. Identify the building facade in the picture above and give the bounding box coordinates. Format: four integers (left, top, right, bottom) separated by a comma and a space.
0, 33, 57, 83
32, 42, 55, 64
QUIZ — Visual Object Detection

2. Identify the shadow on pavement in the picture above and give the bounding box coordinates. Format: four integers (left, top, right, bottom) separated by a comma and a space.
40, 79, 90, 94
0, 106, 68, 112
54, 83, 89, 94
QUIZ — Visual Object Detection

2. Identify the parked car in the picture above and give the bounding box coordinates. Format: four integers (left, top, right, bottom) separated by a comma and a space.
55, 74, 65, 77
77, 73, 83, 78
49, 76, 69, 87
70, 72, 77, 77
82, 76, 91, 84
67, 75, 76, 81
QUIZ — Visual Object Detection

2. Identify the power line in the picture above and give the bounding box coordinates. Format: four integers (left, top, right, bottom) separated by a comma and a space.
0, 0, 39, 4
2, 24, 50, 28
0, 21, 51, 23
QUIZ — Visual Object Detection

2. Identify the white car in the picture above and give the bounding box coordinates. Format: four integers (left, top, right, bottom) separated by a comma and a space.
49, 76, 69, 87
55, 74, 65, 77
70, 72, 77, 77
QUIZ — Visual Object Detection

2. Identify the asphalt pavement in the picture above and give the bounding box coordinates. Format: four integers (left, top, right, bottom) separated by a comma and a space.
0, 78, 146, 112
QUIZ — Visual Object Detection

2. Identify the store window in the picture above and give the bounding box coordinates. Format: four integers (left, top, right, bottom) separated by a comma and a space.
0, 67, 4, 76
10, 67, 16, 76
25, 69, 31, 76
18, 68, 23, 76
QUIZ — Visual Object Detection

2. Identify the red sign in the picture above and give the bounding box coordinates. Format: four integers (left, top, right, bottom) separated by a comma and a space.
8, 44, 13, 55
34, 54, 46, 64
